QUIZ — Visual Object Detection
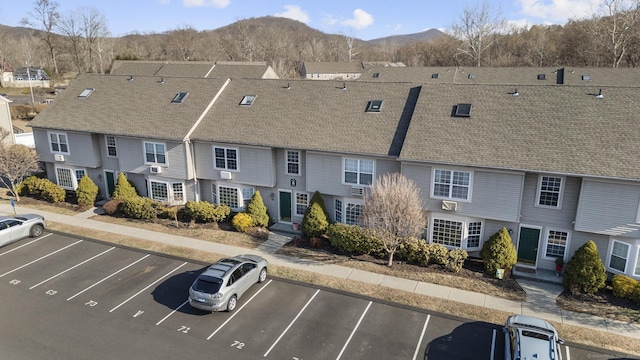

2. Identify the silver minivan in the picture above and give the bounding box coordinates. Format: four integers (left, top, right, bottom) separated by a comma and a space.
188, 255, 267, 312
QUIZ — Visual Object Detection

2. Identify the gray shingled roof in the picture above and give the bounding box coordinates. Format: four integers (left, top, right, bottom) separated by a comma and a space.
207, 64, 272, 79
190, 79, 419, 156
110, 60, 273, 79
401, 83, 640, 180
29, 74, 228, 141
303, 62, 363, 74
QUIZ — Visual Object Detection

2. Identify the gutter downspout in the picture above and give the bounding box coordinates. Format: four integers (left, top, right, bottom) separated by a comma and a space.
183, 78, 232, 202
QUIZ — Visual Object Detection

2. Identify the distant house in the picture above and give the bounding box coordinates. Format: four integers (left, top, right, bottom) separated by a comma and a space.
2, 66, 51, 88
0, 95, 14, 146
28, 66, 640, 281
301, 62, 363, 80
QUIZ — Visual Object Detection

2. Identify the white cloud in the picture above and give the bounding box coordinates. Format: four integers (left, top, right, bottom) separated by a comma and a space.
322, 13, 338, 26
340, 9, 374, 30
516, 0, 600, 23
183, 0, 230, 8
274, 5, 310, 24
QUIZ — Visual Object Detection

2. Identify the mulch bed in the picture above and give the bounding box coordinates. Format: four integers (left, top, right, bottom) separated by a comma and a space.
557, 287, 640, 323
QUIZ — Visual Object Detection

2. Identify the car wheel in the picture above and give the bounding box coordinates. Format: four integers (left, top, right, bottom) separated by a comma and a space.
30, 224, 44, 237
226, 295, 237, 312
258, 267, 267, 283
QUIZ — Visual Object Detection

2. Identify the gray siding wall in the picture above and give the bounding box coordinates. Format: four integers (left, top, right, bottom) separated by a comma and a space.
193, 142, 275, 187
98, 135, 120, 171
402, 163, 523, 222
118, 137, 188, 179
306, 152, 399, 196
520, 173, 581, 229
575, 179, 640, 238
33, 129, 101, 167
275, 148, 306, 192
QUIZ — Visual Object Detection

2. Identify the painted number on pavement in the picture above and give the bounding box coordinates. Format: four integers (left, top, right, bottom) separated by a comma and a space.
231, 341, 245, 349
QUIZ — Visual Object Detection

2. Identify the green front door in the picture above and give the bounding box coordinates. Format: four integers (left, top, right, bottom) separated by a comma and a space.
517, 227, 540, 265
279, 191, 292, 222
105, 171, 116, 198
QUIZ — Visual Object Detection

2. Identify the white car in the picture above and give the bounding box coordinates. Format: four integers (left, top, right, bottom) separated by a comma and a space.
504, 315, 564, 360
0, 214, 46, 247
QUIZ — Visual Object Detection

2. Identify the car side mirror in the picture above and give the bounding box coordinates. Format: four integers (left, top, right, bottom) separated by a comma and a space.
557, 339, 565, 345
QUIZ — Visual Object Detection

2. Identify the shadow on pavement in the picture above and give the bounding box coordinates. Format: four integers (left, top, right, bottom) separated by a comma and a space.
424, 321, 502, 360
151, 266, 210, 315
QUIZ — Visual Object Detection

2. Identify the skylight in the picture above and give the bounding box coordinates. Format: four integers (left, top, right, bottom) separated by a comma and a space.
468, 74, 476, 79
78, 88, 94, 98
373, 72, 380, 78
454, 103, 472, 117
171, 92, 189, 104
240, 95, 256, 106
537, 74, 546, 80
366, 100, 383, 112
582, 75, 591, 81
432, 73, 439, 79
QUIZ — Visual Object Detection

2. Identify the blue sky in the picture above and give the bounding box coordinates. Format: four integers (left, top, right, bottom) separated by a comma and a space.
1, 0, 603, 40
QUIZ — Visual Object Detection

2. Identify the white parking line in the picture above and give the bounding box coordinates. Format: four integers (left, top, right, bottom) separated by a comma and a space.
0, 233, 52, 257
0, 239, 83, 278
109, 262, 187, 313
156, 299, 189, 326
490, 328, 497, 360
67, 254, 151, 301
29, 247, 115, 289
262, 288, 320, 356
412, 314, 430, 360
566, 345, 570, 360
207, 279, 273, 340
335, 301, 372, 360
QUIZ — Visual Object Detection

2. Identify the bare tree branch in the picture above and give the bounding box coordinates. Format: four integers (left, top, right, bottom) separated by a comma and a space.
0, 144, 40, 201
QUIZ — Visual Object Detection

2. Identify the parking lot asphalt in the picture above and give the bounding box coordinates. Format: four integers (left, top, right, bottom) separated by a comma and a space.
0, 203, 640, 359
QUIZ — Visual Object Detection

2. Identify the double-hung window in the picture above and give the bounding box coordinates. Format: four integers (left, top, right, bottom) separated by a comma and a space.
144, 142, 166, 164
286, 150, 300, 175
344, 158, 374, 185
432, 169, 471, 200
430, 216, 483, 250
333, 198, 362, 225
149, 180, 185, 204
215, 185, 254, 211
106, 135, 117, 157
545, 229, 569, 259
537, 175, 563, 208
49, 132, 69, 154
609, 240, 630, 273
214, 147, 238, 171
295, 192, 309, 216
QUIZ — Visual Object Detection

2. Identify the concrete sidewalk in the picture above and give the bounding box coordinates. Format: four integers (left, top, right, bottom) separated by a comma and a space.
1, 202, 639, 340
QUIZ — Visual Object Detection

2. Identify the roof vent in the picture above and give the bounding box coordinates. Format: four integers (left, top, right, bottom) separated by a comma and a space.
432, 73, 439, 79
341, 82, 347, 91
512, 89, 519, 97
468, 73, 476, 79
596, 89, 604, 99
285, 83, 290, 90
128, 75, 134, 81
373, 72, 380, 78
582, 75, 591, 81
454, 103, 472, 117
159, 77, 164, 84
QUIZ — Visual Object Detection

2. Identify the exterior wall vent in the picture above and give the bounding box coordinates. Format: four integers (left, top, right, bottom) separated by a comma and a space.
220, 171, 232, 180
351, 186, 364, 196
53, 154, 65, 162
441, 200, 458, 211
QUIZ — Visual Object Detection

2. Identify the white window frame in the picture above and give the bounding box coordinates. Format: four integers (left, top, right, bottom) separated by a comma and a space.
543, 228, 570, 261
535, 175, 564, 209
342, 158, 374, 186
333, 197, 363, 225
144, 141, 167, 165
147, 178, 185, 205
295, 192, 309, 216
105, 135, 117, 157
48, 131, 70, 154
428, 214, 484, 250
213, 147, 239, 171
608, 239, 630, 274
55, 166, 86, 190
213, 183, 254, 211
430, 168, 473, 202
286, 150, 301, 176
335, 199, 343, 223
635, 246, 640, 277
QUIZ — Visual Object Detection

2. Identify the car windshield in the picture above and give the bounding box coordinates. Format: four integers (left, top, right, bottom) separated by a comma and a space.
193, 276, 223, 294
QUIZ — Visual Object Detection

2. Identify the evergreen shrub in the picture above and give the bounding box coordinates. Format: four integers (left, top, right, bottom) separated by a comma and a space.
232, 212, 255, 233
76, 175, 99, 207
301, 202, 329, 238
112, 173, 138, 201
246, 191, 269, 227
479, 227, 517, 275
184, 201, 230, 223
563, 240, 606, 294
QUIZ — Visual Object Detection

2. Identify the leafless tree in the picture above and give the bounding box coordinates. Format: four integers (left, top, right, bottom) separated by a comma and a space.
451, 0, 506, 67
80, 7, 109, 72
361, 173, 425, 266
594, 0, 640, 67
344, 34, 361, 62
58, 10, 84, 72
0, 144, 40, 201
165, 26, 199, 61
21, 0, 61, 74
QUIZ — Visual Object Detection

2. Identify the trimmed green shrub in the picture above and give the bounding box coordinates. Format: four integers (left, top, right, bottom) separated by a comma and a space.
184, 201, 230, 223
396, 237, 430, 266
17, 176, 40, 196
112, 173, 138, 201
327, 223, 383, 255
22, 177, 66, 203
480, 227, 517, 275
303, 191, 331, 223
632, 283, 640, 305
232, 212, 255, 233
76, 175, 99, 207
612, 274, 638, 299
102, 199, 122, 215
121, 197, 157, 220
563, 240, 606, 295
246, 191, 269, 227
446, 248, 469, 273
301, 202, 329, 238
429, 243, 450, 266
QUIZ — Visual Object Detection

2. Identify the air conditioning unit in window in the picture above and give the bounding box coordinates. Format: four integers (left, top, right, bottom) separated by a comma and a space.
150, 165, 162, 174
53, 154, 65, 162
220, 171, 232, 180
441, 200, 458, 211
351, 186, 364, 196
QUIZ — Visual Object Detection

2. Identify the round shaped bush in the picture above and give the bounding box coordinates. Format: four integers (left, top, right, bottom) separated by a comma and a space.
232, 212, 255, 233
